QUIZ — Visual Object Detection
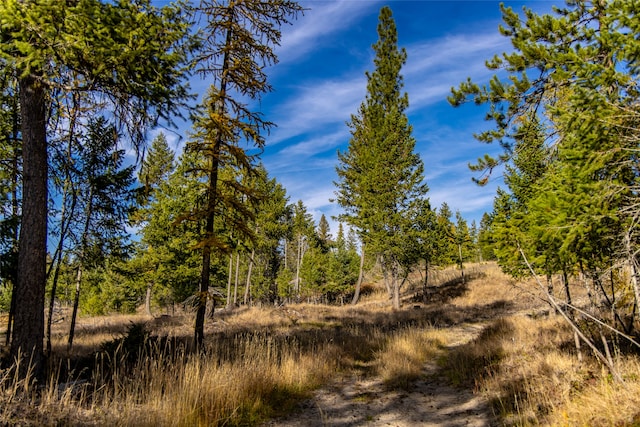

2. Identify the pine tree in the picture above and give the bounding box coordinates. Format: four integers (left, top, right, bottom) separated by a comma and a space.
0, 0, 192, 374
450, 0, 640, 360
188, 0, 302, 348
138, 133, 175, 206
251, 169, 291, 303
477, 213, 495, 262
131, 133, 176, 315
136, 150, 206, 311
453, 210, 472, 283
335, 6, 428, 309
411, 198, 436, 302
317, 214, 332, 251
433, 202, 456, 267
66, 117, 135, 350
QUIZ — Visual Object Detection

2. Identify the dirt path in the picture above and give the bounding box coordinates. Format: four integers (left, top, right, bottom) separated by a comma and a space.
263, 324, 498, 427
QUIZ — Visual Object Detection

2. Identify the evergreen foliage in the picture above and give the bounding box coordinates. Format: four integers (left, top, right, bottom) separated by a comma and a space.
187, 0, 303, 348
0, 0, 494, 377
335, 6, 429, 309
451, 0, 640, 344
0, 0, 193, 373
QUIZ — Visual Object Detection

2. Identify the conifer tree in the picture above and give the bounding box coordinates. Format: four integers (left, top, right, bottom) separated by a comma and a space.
66, 117, 135, 350
131, 133, 176, 315
0, 0, 192, 373
135, 149, 206, 311
450, 0, 640, 353
250, 169, 291, 303
433, 202, 456, 266
453, 210, 471, 283
477, 213, 496, 262
188, 0, 302, 348
138, 133, 176, 206
317, 214, 332, 251
335, 6, 428, 309
411, 199, 436, 302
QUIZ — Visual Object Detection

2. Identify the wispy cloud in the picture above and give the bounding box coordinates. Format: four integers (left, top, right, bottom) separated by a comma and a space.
277, 0, 383, 63
404, 32, 511, 110
268, 77, 366, 145
270, 28, 508, 147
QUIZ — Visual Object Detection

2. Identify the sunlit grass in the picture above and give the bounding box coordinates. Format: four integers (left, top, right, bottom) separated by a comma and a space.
376, 328, 446, 390
2, 262, 640, 426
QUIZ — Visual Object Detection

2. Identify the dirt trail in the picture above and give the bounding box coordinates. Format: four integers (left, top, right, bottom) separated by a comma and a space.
263, 323, 497, 427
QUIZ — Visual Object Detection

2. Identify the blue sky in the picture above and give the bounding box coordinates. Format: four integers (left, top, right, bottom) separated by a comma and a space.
158, 0, 557, 232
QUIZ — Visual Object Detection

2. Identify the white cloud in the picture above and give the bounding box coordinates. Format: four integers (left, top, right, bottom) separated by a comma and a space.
265, 25, 513, 225
428, 177, 499, 223
277, 0, 383, 63
268, 76, 366, 145
270, 27, 510, 149
405, 32, 511, 109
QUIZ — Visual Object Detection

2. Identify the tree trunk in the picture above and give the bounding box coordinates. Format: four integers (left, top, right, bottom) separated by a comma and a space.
145, 283, 153, 316
11, 74, 48, 378
562, 268, 582, 361
67, 184, 94, 352
47, 92, 80, 355
244, 249, 254, 305
233, 252, 240, 305
283, 238, 287, 270
6, 287, 16, 348
458, 243, 465, 284
378, 254, 392, 298
67, 267, 82, 351
562, 269, 572, 312
625, 226, 640, 324
631, 258, 640, 324
351, 244, 365, 305
196, 163, 217, 349
295, 234, 303, 299
422, 259, 429, 304
46, 177, 77, 355
226, 253, 233, 308
391, 259, 400, 310
46, 247, 64, 356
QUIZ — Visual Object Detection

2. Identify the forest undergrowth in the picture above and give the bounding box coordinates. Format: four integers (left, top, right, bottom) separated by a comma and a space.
1, 263, 639, 426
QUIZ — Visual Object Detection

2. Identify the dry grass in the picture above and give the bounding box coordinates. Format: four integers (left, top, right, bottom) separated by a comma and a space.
2, 262, 640, 426
376, 328, 447, 390
441, 264, 640, 426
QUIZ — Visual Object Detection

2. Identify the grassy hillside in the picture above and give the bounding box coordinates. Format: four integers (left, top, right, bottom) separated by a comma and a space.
1, 263, 639, 425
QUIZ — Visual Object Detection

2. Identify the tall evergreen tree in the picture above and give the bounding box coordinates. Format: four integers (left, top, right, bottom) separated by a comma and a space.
450, 0, 640, 350
433, 202, 456, 267
411, 198, 436, 302
477, 212, 496, 262
250, 169, 291, 303
136, 150, 203, 310
335, 6, 428, 309
453, 210, 472, 283
66, 117, 135, 350
138, 133, 175, 206
131, 132, 176, 315
0, 0, 192, 374
187, 0, 302, 348
317, 214, 332, 251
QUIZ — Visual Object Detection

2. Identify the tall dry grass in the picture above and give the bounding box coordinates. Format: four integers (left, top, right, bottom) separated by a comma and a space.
376, 328, 447, 390
0, 296, 439, 425
2, 262, 640, 425
440, 264, 640, 426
